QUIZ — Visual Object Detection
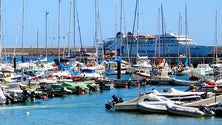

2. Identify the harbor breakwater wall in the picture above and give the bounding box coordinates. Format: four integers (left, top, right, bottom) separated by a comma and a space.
2, 47, 219, 67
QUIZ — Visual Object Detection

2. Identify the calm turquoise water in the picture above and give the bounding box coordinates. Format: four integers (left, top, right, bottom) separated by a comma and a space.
1, 84, 222, 125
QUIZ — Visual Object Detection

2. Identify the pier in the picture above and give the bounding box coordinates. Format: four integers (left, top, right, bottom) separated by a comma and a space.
184, 95, 222, 107
1, 46, 95, 56
2, 46, 222, 66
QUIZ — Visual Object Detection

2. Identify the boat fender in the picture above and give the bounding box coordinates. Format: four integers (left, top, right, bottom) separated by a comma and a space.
125, 84, 128, 88
52, 63, 57, 67
189, 84, 197, 90
42, 95, 47, 100
97, 88, 101, 92
25, 112, 30, 115
207, 80, 215, 86
178, 67, 184, 72
137, 82, 140, 87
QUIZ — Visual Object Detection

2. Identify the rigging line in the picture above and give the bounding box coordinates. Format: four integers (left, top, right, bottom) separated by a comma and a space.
58, 0, 61, 61
96, 0, 104, 61
0, 0, 2, 61
75, 1, 83, 58
0, 3, 9, 62
122, 0, 130, 64
68, 2, 72, 57
95, 0, 99, 62
130, 0, 138, 62
155, 8, 160, 58
114, 0, 118, 58
94, 0, 97, 52
119, 0, 123, 57
214, 10, 218, 64
98, 13, 104, 60
73, 0, 76, 55
21, 0, 24, 56
13, 0, 23, 57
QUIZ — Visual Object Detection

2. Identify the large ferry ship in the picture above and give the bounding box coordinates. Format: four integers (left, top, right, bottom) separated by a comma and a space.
99, 32, 214, 58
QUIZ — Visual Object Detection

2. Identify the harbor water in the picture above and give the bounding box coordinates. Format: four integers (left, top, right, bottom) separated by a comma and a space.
1, 74, 222, 125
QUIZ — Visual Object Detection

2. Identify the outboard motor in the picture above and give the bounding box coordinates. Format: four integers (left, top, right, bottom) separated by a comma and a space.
199, 105, 215, 116
105, 102, 113, 110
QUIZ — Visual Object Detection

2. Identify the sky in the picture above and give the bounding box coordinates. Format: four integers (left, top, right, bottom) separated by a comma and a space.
1, 0, 222, 48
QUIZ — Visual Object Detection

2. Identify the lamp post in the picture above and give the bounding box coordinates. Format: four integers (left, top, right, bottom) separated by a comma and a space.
214, 86, 218, 103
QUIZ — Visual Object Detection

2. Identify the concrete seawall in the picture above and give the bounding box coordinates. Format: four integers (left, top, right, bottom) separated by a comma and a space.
2, 46, 220, 66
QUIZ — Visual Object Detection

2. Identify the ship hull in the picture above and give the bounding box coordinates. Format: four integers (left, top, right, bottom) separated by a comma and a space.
99, 33, 214, 57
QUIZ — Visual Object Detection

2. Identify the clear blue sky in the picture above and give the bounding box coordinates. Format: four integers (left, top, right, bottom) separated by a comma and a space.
1, 0, 222, 48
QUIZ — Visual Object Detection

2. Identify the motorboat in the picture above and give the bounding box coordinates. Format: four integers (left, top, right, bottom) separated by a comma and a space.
211, 107, 222, 117
174, 66, 193, 76
131, 55, 153, 72
0, 88, 6, 104
137, 94, 178, 113
111, 95, 140, 111
152, 88, 212, 102
104, 60, 130, 75
172, 77, 203, 86
195, 64, 214, 75
166, 103, 215, 117
3, 89, 36, 104
208, 102, 222, 117
149, 69, 173, 85
137, 103, 168, 113
105, 93, 180, 113
95, 79, 115, 90
152, 88, 210, 98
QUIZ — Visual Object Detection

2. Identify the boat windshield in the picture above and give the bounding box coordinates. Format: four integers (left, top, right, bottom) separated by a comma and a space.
159, 97, 169, 101
143, 98, 159, 102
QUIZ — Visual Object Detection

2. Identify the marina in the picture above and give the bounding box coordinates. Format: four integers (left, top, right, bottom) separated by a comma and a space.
0, 84, 221, 125
1, 0, 222, 125
1, 53, 222, 125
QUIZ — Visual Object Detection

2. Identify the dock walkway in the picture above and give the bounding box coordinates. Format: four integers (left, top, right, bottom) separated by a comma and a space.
183, 95, 222, 107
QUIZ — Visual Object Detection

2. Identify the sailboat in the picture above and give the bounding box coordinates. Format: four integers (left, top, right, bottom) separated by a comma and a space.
129, 0, 153, 78
172, 4, 194, 76
77, 0, 104, 79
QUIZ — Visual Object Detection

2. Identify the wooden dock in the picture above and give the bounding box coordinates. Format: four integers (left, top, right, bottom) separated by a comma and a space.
183, 94, 222, 107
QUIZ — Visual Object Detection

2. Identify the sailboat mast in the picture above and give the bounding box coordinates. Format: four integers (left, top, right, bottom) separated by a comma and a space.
0, 0, 2, 62
178, 12, 182, 59
45, 10, 49, 60
130, 0, 138, 63
136, 0, 139, 59
214, 10, 218, 64
119, 0, 123, 57
58, 0, 61, 61
73, 0, 76, 58
97, 4, 104, 61
156, 8, 160, 58
21, 0, 24, 56
178, 12, 183, 35
75, 1, 83, 61
95, 0, 99, 63
185, 4, 191, 65
68, 2, 72, 57
114, 0, 118, 58
37, 29, 39, 57
161, 4, 165, 57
